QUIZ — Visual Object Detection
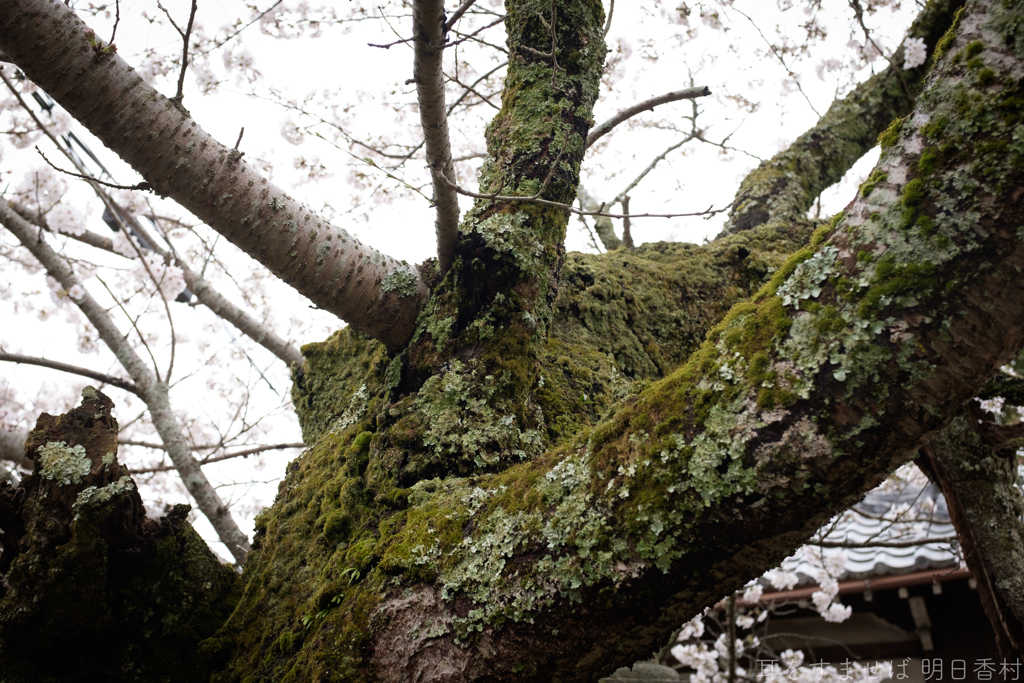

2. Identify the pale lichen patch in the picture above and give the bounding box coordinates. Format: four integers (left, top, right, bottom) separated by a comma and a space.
37, 441, 91, 486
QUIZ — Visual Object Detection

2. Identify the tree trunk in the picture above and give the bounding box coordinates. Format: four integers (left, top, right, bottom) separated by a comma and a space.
3, 0, 1024, 681
921, 407, 1024, 659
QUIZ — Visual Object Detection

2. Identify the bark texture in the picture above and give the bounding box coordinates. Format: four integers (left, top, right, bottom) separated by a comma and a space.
0, 0, 427, 352
3, 0, 1024, 681
228, 2, 1024, 679
923, 410, 1024, 658
0, 389, 240, 683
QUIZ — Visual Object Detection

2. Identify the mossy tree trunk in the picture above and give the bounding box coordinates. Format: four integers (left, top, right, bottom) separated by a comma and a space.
3, 0, 1024, 681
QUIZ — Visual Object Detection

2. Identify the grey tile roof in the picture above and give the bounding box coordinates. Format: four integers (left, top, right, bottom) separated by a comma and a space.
781, 480, 960, 585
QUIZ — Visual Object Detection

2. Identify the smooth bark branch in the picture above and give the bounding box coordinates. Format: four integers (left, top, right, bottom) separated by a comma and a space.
585, 86, 710, 148
0, 0, 427, 353
923, 413, 1024, 658
719, 0, 965, 236
414, 0, 461, 274
0, 352, 140, 396
13, 204, 304, 370
0, 202, 251, 563
443, 0, 478, 32
110, 205, 305, 369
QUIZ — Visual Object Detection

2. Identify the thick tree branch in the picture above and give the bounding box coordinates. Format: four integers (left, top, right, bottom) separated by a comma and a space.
0, 0, 427, 353
413, 0, 461, 274
0, 202, 250, 563
586, 86, 710, 148
922, 411, 1024, 658
719, 0, 965, 236
0, 352, 140, 396
233, 2, 1024, 679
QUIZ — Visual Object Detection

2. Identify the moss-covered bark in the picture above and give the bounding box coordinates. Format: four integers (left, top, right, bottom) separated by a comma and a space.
6, 0, 1024, 681
719, 0, 966, 237
0, 389, 240, 682
218, 1, 1024, 678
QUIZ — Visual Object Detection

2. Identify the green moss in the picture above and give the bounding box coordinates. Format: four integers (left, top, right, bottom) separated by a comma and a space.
932, 5, 965, 62
859, 170, 889, 197
878, 117, 905, 149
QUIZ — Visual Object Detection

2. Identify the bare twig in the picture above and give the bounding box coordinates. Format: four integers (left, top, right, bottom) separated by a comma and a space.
444, 69, 499, 109
368, 35, 414, 49
160, 0, 199, 103
439, 170, 746, 221
444, 16, 504, 50
35, 146, 152, 191
586, 86, 711, 148
808, 535, 960, 549
603, 0, 614, 37
413, 0, 460, 273
0, 351, 141, 396
200, 0, 284, 55
848, 0, 914, 99
729, 5, 821, 117
444, 0, 478, 32
109, 0, 120, 45
129, 442, 306, 474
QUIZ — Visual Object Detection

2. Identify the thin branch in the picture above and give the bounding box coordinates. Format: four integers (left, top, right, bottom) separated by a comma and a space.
159, 0, 199, 103
808, 535, 960, 549
444, 69, 499, 109
413, 0, 460, 273
0, 201, 250, 563
0, 352, 141, 396
444, 0, 478, 32
128, 442, 306, 474
444, 16, 505, 50
612, 135, 693, 204
729, 5, 821, 117
34, 146, 152, 191
603, 0, 614, 37
109, 0, 120, 45
199, 0, 284, 56
439, 170, 746, 221
848, 0, 913, 99
586, 86, 711, 148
